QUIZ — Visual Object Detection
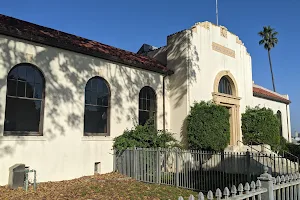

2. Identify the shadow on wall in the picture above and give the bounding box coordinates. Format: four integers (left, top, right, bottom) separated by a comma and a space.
0, 37, 163, 158
166, 30, 200, 144
180, 117, 189, 148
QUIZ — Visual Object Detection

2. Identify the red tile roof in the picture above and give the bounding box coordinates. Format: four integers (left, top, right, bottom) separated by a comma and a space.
0, 14, 172, 75
253, 84, 291, 104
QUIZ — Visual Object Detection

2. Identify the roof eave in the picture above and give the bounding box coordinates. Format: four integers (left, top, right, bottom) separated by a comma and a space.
0, 28, 171, 75
253, 92, 291, 105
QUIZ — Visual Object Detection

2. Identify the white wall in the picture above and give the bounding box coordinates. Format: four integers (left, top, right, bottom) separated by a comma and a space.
252, 96, 291, 141
0, 34, 167, 185
188, 23, 252, 112
186, 23, 252, 143
158, 21, 291, 144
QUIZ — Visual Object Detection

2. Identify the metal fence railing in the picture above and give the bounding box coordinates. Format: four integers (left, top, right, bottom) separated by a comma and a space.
178, 168, 300, 200
114, 148, 299, 192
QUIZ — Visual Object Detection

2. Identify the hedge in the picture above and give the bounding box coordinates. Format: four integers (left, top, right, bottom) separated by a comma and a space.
242, 106, 280, 150
186, 101, 230, 151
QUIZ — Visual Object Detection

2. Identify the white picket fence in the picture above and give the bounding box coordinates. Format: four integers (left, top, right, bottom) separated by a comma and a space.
178, 166, 300, 200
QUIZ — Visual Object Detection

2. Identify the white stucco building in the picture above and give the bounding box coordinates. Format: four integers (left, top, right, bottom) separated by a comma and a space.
0, 15, 291, 185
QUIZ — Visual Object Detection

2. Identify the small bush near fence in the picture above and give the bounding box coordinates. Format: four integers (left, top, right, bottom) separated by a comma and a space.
187, 101, 230, 151
242, 106, 280, 150
286, 143, 300, 158
113, 122, 177, 154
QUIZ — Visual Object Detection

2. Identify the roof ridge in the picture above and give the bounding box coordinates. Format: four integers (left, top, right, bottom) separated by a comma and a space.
0, 14, 170, 74
253, 83, 287, 99
1, 14, 145, 57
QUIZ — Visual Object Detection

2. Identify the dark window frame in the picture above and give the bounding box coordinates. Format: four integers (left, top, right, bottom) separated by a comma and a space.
138, 86, 157, 127
218, 76, 233, 95
84, 76, 110, 136
4, 63, 45, 136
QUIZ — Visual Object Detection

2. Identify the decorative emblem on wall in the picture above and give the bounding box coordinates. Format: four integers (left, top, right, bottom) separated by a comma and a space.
212, 42, 235, 58
25, 53, 33, 62
220, 26, 228, 38
98, 68, 103, 76
236, 37, 243, 45
200, 21, 210, 30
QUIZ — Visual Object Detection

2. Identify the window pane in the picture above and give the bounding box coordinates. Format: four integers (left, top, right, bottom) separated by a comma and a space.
139, 98, 142, 110
90, 92, 97, 105
149, 100, 156, 112
97, 80, 103, 93
142, 99, 146, 110
102, 82, 109, 94
139, 87, 156, 126
18, 66, 27, 81
218, 77, 232, 95
17, 81, 26, 97
85, 90, 91, 104
4, 97, 41, 132
102, 95, 108, 107
26, 67, 35, 83
96, 96, 102, 106
8, 68, 18, 79
84, 105, 107, 133
91, 79, 97, 91
86, 80, 92, 91
146, 100, 150, 111
34, 83, 43, 99
34, 70, 43, 84
26, 82, 34, 98
97, 95, 108, 106
139, 111, 149, 126
7, 80, 17, 96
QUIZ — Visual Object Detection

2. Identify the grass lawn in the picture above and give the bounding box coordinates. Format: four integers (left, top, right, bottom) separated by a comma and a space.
0, 172, 198, 200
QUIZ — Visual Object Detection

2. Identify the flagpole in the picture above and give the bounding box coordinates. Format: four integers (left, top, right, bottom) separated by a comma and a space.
216, 0, 219, 25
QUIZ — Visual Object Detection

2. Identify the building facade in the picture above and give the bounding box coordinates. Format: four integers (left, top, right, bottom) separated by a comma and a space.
0, 15, 291, 185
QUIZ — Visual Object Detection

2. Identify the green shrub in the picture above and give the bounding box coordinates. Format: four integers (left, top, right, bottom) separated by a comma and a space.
113, 122, 177, 154
286, 143, 300, 159
242, 106, 280, 150
186, 101, 230, 151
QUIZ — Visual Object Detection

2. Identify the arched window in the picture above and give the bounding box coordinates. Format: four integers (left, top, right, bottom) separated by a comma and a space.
4, 64, 45, 135
277, 110, 283, 136
139, 86, 156, 126
218, 76, 232, 95
84, 77, 110, 135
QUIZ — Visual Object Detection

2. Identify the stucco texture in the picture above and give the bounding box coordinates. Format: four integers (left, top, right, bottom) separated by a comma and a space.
0, 35, 167, 185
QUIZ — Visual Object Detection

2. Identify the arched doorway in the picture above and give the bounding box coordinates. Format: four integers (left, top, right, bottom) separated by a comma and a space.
212, 71, 241, 146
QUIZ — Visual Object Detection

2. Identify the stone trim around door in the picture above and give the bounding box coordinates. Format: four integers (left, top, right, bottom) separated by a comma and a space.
212, 70, 241, 146
212, 93, 241, 146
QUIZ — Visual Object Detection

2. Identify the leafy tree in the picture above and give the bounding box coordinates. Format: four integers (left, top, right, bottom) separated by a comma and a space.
258, 26, 279, 92
113, 121, 177, 154
186, 101, 230, 151
242, 106, 280, 150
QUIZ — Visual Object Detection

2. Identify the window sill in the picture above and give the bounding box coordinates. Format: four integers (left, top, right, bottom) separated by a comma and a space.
81, 136, 113, 141
0, 135, 47, 141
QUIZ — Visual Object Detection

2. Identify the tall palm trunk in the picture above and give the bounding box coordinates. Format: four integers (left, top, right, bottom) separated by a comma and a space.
268, 49, 276, 92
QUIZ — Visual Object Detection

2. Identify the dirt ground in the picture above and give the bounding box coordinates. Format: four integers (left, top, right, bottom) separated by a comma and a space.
0, 172, 198, 200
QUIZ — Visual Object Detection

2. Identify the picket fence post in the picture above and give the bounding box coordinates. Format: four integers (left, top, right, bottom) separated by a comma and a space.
133, 147, 137, 179
113, 149, 116, 172
156, 147, 161, 184
176, 148, 179, 187
258, 166, 274, 200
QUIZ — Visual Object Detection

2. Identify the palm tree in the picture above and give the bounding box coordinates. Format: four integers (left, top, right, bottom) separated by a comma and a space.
258, 26, 279, 92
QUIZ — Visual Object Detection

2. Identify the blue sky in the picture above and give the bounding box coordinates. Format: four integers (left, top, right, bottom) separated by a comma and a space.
1, 0, 299, 133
